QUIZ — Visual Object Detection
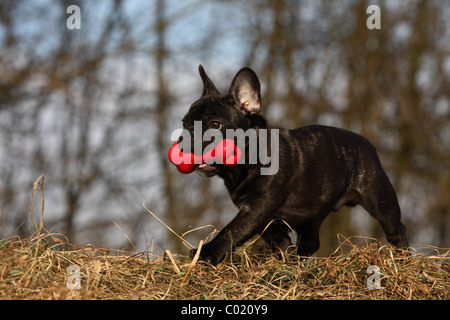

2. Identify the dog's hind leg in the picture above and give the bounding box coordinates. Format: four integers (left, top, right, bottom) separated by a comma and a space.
358, 173, 408, 248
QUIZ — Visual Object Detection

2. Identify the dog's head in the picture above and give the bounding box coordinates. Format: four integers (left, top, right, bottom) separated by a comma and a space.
180, 65, 262, 177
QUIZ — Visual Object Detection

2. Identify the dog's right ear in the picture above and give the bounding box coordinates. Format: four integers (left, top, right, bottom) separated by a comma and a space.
228, 67, 261, 114
199, 65, 221, 97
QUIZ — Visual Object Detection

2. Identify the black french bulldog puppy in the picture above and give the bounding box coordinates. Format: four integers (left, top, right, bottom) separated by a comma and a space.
181, 65, 408, 266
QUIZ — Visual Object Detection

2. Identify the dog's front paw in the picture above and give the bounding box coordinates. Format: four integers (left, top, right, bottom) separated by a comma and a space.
189, 244, 225, 266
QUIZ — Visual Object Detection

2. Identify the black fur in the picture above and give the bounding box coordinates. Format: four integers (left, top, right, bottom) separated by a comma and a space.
182, 65, 408, 265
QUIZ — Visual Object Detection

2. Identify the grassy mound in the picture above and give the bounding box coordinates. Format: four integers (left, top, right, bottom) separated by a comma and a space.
0, 232, 448, 300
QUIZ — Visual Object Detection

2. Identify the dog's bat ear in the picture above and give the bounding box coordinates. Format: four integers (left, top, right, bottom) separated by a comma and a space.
199, 65, 221, 97
228, 67, 261, 114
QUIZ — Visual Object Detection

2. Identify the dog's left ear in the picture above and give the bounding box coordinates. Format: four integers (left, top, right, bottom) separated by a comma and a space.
199, 65, 221, 97
228, 67, 261, 114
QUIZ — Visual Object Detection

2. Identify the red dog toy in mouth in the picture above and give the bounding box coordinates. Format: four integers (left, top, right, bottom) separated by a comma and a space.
168, 139, 241, 174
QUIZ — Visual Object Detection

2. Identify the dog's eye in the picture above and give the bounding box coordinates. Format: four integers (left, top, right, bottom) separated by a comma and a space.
209, 121, 222, 129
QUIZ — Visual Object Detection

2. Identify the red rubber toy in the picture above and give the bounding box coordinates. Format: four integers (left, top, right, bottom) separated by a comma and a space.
168, 139, 241, 174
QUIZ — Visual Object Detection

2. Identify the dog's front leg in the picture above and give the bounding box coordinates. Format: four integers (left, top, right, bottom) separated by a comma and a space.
190, 207, 264, 266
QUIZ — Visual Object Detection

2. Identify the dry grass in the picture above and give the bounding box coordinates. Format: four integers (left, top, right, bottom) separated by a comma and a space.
1, 176, 449, 300
0, 232, 448, 300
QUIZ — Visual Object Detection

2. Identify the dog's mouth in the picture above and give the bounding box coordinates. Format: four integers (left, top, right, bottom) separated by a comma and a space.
197, 163, 214, 169
195, 163, 218, 176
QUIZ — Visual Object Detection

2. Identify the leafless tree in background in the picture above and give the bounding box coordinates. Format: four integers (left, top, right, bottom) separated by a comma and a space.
0, 0, 449, 255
